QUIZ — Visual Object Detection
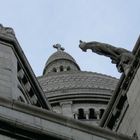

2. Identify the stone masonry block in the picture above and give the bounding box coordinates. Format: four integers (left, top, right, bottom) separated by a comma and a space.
0, 42, 14, 53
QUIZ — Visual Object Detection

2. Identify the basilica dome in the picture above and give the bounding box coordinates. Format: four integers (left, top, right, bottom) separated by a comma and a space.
43, 44, 80, 75
38, 44, 118, 125
45, 50, 77, 67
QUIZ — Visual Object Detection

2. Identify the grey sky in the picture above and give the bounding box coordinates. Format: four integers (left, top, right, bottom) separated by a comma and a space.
0, 0, 139, 78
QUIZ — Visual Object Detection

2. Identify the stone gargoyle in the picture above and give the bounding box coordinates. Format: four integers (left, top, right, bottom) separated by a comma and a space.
79, 40, 134, 74
0, 24, 15, 36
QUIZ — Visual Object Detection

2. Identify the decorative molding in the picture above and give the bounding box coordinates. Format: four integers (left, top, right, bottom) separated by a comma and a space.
0, 96, 134, 140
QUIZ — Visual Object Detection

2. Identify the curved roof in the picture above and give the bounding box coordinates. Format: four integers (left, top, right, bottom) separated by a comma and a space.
43, 50, 80, 75
38, 71, 118, 94
45, 51, 77, 67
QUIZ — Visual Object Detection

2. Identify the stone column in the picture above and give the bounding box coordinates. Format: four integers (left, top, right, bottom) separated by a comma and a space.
85, 111, 89, 120
56, 67, 60, 72
96, 110, 100, 120
64, 67, 67, 72
74, 113, 78, 119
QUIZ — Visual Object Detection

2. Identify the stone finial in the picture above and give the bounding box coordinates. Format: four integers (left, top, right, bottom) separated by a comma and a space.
0, 24, 15, 36
53, 44, 65, 51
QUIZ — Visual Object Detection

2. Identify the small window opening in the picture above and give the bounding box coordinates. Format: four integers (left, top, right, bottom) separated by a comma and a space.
89, 108, 97, 119
22, 76, 28, 85
100, 109, 105, 119
67, 66, 71, 71
28, 88, 34, 98
78, 108, 86, 119
60, 66, 64, 72
52, 68, 57, 72
17, 62, 21, 72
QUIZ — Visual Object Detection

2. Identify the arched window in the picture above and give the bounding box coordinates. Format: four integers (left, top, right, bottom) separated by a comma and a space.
67, 66, 71, 71
52, 68, 57, 72
78, 108, 86, 119
100, 109, 105, 119
60, 66, 64, 72
89, 108, 97, 119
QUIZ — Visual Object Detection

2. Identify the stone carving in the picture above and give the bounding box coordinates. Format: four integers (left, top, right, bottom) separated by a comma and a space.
53, 44, 65, 51
0, 24, 15, 36
79, 40, 134, 74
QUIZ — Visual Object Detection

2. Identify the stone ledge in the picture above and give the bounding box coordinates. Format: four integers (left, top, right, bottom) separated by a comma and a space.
0, 96, 134, 140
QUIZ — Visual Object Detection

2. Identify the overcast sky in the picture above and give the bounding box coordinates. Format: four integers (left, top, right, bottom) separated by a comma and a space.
0, 0, 139, 78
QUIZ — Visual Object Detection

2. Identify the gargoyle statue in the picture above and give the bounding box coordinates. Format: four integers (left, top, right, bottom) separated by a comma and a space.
79, 40, 134, 75
0, 24, 15, 36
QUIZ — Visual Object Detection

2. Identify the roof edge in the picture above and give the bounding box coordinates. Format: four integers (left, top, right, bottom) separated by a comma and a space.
0, 32, 51, 110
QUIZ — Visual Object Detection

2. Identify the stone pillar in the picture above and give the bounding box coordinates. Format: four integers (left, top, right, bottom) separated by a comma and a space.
63, 65, 67, 72
0, 41, 18, 99
56, 67, 60, 72
73, 113, 78, 119
85, 111, 89, 120
96, 110, 100, 120
60, 101, 73, 118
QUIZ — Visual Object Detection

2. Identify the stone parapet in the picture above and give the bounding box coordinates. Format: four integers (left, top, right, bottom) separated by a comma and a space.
0, 96, 134, 140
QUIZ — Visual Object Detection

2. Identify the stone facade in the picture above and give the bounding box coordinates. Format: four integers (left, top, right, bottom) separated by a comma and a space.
100, 36, 140, 139
0, 24, 137, 140
0, 96, 132, 140
118, 65, 140, 137
0, 42, 18, 100
116, 37, 140, 138
0, 25, 50, 109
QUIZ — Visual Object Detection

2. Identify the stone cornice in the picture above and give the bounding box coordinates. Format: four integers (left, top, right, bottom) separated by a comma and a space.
0, 96, 135, 140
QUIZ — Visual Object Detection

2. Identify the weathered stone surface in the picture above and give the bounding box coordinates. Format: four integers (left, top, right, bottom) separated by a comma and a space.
117, 66, 140, 137
0, 97, 133, 140
39, 71, 118, 93
0, 42, 18, 99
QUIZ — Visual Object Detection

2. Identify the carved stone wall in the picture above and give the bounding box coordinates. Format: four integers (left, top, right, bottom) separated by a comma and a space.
0, 41, 18, 99
117, 65, 140, 138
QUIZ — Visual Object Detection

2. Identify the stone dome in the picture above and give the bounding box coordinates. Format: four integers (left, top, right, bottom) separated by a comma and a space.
38, 70, 118, 125
46, 51, 77, 66
38, 71, 118, 105
38, 44, 118, 125
43, 44, 80, 75
39, 71, 118, 93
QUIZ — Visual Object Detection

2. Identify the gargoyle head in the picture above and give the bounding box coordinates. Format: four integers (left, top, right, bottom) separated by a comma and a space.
79, 40, 87, 52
